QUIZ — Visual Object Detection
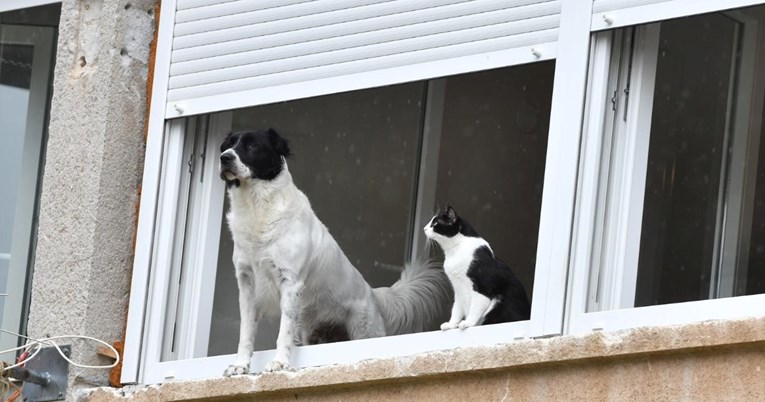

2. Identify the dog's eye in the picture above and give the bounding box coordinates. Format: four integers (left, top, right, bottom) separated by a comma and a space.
247, 142, 257, 150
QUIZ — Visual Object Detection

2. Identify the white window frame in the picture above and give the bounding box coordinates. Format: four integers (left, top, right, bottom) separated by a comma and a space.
123, 0, 591, 385
124, 0, 765, 386
568, 6, 765, 336
0, 20, 56, 360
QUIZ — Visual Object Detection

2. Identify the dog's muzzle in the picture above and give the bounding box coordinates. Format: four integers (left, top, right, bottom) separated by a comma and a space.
219, 153, 238, 181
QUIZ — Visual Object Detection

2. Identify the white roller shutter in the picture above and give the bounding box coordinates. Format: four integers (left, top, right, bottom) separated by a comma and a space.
165, 0, 562, 118
591, 0, 764, 31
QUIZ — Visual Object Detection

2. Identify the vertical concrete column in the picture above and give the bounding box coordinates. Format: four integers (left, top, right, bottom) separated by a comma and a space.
26, 0, 156, 397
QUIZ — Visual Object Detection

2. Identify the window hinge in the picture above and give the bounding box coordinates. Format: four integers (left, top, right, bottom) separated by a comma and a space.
622, 86, 630, 121
611, 89, 619, 111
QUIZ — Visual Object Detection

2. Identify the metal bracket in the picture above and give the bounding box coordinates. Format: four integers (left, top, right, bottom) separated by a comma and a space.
20, 345, 70, 402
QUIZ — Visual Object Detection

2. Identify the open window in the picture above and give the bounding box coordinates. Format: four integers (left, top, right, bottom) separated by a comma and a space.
135, 60, 572, 383
569, 4, 765, 333
123, 0, 580, 384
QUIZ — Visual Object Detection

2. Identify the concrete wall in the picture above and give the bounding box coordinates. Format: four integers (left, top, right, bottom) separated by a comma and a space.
26, 0, 155, 398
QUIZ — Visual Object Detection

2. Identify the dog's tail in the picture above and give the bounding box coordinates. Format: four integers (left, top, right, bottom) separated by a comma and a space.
372, 259, 452, 335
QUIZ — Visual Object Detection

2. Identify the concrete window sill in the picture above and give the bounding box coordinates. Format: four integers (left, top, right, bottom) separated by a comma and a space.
84, 317, 765, 401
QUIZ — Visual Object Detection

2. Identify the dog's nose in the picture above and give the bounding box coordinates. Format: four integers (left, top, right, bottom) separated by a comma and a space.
220, 153, 234, 164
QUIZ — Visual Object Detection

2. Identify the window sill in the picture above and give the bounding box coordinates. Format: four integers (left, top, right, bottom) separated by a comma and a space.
86, 316, 765, 401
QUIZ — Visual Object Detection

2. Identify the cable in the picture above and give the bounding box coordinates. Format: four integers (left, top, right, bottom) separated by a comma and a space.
0, 330, 120, 371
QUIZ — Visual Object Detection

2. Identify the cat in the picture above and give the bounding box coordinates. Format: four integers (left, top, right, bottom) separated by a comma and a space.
423, 205, 531, 329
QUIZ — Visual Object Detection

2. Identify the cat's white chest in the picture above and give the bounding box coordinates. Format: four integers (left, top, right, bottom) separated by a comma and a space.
442, 237, 489, 278
443, 253, 472, 278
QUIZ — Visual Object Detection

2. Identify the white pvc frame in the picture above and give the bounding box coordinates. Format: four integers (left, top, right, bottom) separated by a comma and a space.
568, 3, 765, 335
592, 0, 765, 31
124, 0, 765, 386
123, 0, 591, 385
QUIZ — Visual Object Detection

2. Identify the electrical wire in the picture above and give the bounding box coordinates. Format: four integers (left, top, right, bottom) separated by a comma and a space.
0, 330, 120, 371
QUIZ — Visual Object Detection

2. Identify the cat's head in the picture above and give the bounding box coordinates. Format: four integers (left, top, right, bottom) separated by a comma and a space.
423, 205, 462, 243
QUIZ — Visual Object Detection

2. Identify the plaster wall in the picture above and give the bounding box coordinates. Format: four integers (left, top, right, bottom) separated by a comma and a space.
25, 0, 155, 398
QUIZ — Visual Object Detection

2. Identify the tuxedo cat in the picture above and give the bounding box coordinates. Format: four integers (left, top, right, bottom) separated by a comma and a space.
424, 206, 531, 329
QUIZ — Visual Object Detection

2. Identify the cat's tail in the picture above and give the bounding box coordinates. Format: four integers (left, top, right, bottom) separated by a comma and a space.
372, 258, 452, 335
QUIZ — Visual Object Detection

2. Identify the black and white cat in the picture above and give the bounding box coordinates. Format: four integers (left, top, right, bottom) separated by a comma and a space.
423, 206, 531, 329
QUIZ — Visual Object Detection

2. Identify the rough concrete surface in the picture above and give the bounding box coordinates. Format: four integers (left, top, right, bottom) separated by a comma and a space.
26, 0, 155, 399
83, 317, 765, 401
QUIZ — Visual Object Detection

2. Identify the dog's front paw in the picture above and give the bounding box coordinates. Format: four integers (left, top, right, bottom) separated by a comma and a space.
263, 359, 291, 372
223, 363, 250, 377
440, 322, 457, 331
458, 320, 474, 330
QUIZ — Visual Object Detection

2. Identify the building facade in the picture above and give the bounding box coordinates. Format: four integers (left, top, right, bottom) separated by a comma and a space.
1, 0, 764, 400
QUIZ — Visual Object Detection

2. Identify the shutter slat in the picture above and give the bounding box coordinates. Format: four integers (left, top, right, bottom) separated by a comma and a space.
177, 0, 237, 11
166, 0, 562, 117
171, 4, 560, 75
177, 0, 310, 23
172, 0, 554, 62
173, 0, 552, 46
167, 28, 558, 102
174, 0, 391, 37
169, 15, 559, 89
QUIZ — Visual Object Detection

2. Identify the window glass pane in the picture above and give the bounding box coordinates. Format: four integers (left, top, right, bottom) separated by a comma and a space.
745, 71, 765, 295
635, 13, 737, 306
597, 6, 765, 308
433, 61, 555, 298
202, 63, 554, 358
0, 4, 59, 357
209, 84, 426, 355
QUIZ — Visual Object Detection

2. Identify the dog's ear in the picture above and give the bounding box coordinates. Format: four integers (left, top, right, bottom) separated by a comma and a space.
267, 128, 291, 158
220, 131, 235, 152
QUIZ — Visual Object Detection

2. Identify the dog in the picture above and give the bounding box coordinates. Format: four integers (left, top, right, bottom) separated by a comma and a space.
218, 128, 450, 375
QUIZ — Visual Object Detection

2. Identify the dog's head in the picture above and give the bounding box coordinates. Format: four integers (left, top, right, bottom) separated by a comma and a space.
219, 128, 291, 187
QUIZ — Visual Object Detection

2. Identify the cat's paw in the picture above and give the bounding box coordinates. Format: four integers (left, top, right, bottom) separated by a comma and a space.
441, 322, 457, 331
223, 363, 250, 377
458, 320, 475, 330
263, 359, 291, 372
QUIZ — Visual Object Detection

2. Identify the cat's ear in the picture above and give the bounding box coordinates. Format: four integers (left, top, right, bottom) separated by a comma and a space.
446, 205, 457, 223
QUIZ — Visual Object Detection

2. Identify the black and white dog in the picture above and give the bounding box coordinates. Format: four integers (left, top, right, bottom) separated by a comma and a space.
219, 129, 449, 375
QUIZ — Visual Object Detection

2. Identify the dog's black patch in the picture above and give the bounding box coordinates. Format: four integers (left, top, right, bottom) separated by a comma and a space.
219, 128, 292, 183
307, 322, 350, 345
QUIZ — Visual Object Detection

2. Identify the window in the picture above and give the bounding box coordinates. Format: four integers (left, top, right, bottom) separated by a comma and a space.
202, 63, 554, 357
139, 61, 565, 381
126, 0, 765, 386
0, 1, 60, 360
569, 4, 765, 334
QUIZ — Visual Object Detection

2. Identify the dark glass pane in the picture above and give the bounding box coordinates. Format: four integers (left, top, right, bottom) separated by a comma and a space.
433, 61, 555, 299
635, 14, 737, 306
208, 83, 426, 356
